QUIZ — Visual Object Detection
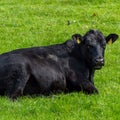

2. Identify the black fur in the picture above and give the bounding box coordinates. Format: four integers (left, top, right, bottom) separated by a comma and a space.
0, 30, 118, 99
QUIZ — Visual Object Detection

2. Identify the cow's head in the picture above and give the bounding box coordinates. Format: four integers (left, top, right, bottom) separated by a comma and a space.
72, 30, 119, 69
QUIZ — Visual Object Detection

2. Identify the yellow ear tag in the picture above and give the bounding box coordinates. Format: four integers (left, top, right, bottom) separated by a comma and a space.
108, 38, 113, 45
77, 38, 81, 44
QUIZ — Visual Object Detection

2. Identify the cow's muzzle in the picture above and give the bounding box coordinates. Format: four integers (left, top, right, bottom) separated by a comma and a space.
94, 58, 104, 69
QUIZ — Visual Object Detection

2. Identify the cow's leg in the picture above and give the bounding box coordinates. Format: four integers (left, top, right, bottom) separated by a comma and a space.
81, 81, 98, 94
89, 69, 95, 85
6, 65, 29, 100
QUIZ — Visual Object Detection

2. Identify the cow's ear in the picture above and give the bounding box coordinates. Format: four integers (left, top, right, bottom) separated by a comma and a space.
106, 34, 119, 45
72, 34, 83, 44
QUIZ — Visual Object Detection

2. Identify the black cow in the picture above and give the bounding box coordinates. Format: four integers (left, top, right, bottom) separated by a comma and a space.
0, 30, 118, 100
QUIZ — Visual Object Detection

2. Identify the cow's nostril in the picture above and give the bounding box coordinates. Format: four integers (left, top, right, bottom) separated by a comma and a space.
95, 58, 104, 64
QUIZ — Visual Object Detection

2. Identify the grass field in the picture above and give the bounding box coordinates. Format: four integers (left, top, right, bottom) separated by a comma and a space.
0, 0, 120, 120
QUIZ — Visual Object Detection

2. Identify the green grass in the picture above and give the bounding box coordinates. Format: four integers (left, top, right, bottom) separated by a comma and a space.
0, 0, 120, 120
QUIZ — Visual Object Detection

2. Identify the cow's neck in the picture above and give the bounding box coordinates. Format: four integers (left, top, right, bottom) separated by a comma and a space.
67, 44, 96, 85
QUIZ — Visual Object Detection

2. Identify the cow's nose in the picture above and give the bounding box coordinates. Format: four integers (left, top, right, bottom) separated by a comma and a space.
95, 58, 104, 65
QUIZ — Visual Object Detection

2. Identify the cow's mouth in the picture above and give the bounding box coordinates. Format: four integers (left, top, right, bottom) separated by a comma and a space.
92, 58, 104, 70
94, 65, 102, 70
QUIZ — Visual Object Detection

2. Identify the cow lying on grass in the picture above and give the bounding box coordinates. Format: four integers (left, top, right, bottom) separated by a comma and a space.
0, 30, 118, 100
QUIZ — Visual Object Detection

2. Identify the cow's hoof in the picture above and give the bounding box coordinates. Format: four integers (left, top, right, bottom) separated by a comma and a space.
84, 87, 99, 95
9, 88, 22, 101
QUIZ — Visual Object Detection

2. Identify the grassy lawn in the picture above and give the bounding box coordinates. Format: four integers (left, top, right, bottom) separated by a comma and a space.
0, 0, 120, 120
